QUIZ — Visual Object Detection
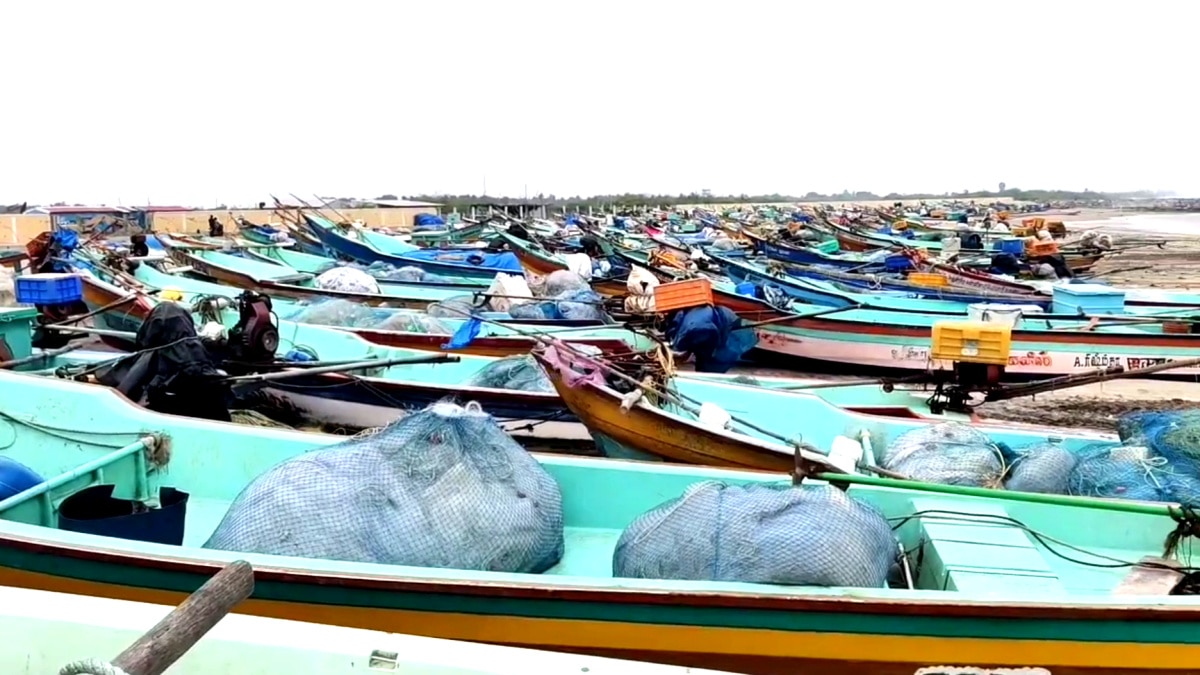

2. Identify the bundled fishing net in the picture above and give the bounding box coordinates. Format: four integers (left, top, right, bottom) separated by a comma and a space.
1003, 442, 1078, 494
507, 290, 608, 323
613, 482, 896, 587
314, 266, 380, 294
543, 270, 589, 297
881, 422, 1006, 487
286, 299, 383, 328
427, 295, 480, 319
1110, 410, 1200, 505
555, 288, 607, 322
0, 265, 13, 306
1066, 443, 1170, 502
204, 401, 565, 571
463, 354, 554, 393
374, 311, 452, 334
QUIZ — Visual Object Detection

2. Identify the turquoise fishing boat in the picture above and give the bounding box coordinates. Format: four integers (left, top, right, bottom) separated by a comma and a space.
66, 277, 588, 440
0, 369, 1198, 673
159, 244, 474, 309
78, 250, 648, 357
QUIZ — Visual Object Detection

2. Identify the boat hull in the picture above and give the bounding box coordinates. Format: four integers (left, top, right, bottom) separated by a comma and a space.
0, 552, 1194, 675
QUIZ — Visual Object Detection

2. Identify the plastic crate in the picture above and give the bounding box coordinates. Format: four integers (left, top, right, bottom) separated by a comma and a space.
884, 254, 913, 272
0, 306, 37, 364
653, 277, 713, 312
908, 272, 948, 288
15, 273, 83, 306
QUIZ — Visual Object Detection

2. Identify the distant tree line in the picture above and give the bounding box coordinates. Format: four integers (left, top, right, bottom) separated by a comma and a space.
387, 188, 1162, 212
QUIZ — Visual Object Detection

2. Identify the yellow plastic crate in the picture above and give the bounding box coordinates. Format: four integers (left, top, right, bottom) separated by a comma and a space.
931, 321, 1013, 365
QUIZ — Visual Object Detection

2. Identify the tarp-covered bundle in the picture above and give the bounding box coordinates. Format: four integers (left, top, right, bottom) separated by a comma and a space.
666, 305, 757, 373
204, 401, 565, 572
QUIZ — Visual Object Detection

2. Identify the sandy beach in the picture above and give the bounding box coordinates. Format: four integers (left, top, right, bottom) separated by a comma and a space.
971, 208, 1200, 430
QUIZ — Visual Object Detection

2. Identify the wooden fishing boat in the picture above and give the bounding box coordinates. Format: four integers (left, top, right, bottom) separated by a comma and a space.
1, 370, 1199, 674
530, 347, 1112, 469
495, 230, 637, 297
303, 214, 525, 281
6, 583, 724, 674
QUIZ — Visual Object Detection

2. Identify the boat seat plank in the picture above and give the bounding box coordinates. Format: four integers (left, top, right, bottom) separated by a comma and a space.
910, 498, 1066, 596
1113, 556, 1184, 596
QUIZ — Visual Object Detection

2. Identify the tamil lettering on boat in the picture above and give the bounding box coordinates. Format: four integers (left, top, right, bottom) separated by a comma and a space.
1125, 356, 1175, 369
890, 346, 930, 362
1072, 352, 1122, 368
1007, 352, 1052, 367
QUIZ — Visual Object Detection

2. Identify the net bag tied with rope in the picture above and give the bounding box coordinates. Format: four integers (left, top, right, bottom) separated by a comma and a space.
613, 482, 896, 587
464, 354, 555, 393
881, 422, 1006, 487
204, 401, 565, 572
1002, 442, 1078, 494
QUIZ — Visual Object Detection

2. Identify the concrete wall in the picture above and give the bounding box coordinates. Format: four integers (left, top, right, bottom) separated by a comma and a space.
0, 207, 437, 246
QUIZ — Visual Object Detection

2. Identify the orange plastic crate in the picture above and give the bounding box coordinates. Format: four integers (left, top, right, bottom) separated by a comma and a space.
908, 272, 948, 288
1027, 241, 1060, 257
654, 277, 714, 312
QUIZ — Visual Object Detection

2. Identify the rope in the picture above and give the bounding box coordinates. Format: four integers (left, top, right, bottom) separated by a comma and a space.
59, 659, 131, 675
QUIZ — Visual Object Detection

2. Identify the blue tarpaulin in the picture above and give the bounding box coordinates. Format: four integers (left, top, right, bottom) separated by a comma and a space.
413, 213, 448, 230
399, 249, 524, 273
667, 306, 758, 373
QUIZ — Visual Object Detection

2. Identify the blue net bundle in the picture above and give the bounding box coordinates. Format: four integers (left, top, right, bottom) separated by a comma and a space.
1112, 410, 1200, 505
507, 289, 608, 323
613, 482, 896, 587
463, 354, 554, 393
1066, 443, 1169, 502
880, 422, 1006, 487
543, 270, 589, 297
204, 401, 564, 572
1003, 442, 1078, 494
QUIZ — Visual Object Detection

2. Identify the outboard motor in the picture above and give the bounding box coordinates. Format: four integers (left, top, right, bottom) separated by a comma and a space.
227, 291, 279, 363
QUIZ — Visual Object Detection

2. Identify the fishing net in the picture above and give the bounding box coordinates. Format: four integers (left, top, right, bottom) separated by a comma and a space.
613, 482, 896, 587
463, 354, 554, 393
1110, 410, 1200, 505
1003, 442, 1078, 494
427, 295, 480, 319
880, 422, 1006, 487
1066, 443, 1170, 502
204, 401, 565, 571
508, 301, 557, 321
374, 311, 452, 334
314, 266, 380, 294
543, 270, 589, 297
554, 288, 607, 322
286, 299, 382, 328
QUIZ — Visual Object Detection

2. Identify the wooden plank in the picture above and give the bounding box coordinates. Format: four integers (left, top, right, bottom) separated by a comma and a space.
1113, 555, 1184, 596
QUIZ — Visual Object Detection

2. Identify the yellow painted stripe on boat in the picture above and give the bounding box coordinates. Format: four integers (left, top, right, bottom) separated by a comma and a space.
4, 568, 1198, 670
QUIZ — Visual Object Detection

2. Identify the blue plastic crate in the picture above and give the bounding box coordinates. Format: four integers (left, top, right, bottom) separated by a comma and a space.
884, 254, 913, 272
992, 237, 1025, 256
15, 273, 83, 306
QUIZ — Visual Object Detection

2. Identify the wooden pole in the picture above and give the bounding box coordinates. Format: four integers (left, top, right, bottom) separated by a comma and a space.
111, 560, 255, 675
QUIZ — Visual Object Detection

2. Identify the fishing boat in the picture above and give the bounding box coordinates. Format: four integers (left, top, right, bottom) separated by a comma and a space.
714, 288, 1200, 379
159, 244, 470, 309
302, 214, 525, 281
65, 275, 590, 441
6, 584, 725, 674
530, 346, 1115, 470
80, 260, 656, 359
0, 370, 1198, 674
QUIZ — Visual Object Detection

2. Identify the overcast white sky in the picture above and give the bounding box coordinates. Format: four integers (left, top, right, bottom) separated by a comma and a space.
2, 1, 1197, 206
